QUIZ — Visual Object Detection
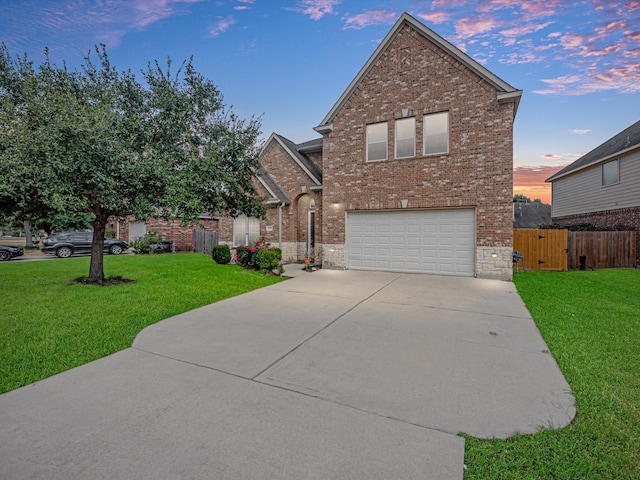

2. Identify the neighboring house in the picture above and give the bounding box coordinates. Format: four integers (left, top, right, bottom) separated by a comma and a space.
546, 119, 640, 262
113, 215, 218, 251
513, 202, 552, 229
219, 12, 522, 279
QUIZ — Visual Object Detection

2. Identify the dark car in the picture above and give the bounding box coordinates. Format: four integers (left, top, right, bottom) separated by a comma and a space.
0, 245, 24, 261
41, 232, 128, 258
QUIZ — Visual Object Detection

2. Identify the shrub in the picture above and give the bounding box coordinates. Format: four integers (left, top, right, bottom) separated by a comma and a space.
212, 244, 231, 264
235, 240, 282, 274
255, 248, 281, 271
130, 232, 163, 254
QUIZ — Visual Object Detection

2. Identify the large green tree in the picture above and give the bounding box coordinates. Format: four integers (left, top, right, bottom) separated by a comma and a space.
0, 44, 264, 283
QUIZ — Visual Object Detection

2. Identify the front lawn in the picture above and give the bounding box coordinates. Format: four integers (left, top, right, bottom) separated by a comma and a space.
464, 269, 640, 479
0, 253, 286, 394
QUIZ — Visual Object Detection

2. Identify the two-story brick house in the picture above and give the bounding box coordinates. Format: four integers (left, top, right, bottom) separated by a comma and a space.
219, 13, 522, 280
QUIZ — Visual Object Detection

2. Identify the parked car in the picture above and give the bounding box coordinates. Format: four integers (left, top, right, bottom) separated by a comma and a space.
0, 245, 24, 261
41, 232, 128, 258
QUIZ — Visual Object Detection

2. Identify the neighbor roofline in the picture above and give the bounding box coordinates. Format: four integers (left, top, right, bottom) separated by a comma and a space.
546, 143, 640, 183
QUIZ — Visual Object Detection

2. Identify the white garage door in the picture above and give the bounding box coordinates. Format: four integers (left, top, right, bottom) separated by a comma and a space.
347, 209, 475, 276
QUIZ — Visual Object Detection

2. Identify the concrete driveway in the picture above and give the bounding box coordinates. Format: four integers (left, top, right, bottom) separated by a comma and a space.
0, 268, 575, 479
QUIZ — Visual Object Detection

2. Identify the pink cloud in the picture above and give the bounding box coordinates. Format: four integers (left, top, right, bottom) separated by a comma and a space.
520, 0, 562, 18
417, 12, 450, 25
514, 165, 565, 185
209, 17, 236, 37
296, 0, 340, 21
130, 0, 205, 29
535, 63, 640, 95
343, 10, 397, 30
499, 51, 545, 64
455, 15, 502, 38
500, 22, 552, 38
569, 129, 591, 135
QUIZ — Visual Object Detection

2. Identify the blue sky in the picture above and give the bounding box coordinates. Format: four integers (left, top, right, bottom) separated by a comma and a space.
2, 0, 639, 202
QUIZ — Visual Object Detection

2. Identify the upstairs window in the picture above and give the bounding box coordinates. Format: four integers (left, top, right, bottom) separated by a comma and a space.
423, 111, 449, 155
602, 159, 619, 186
366, 122, 388, 162
395, 117, 416, 159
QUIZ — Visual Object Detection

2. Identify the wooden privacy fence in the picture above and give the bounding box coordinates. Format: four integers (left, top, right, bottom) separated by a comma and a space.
568, 231, 637, 270
193, 229, 218, 255
513, 229, 637, 271
513, 229, 568, 271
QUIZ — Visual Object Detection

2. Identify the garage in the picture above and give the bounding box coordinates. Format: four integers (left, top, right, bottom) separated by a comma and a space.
346, 209, 476, 276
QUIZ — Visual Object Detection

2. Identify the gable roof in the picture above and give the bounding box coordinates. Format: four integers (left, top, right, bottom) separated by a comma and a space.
255, 167, 291, 205
297, 137, 323, 153
513, 202, 551, 228
546, 119, 640, 182
314, 12, 522, 134
262, 133, 322, 187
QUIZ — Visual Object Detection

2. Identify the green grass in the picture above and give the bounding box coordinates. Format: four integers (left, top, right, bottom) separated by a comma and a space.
0, 253, 286, 394
464, 269, 640, 479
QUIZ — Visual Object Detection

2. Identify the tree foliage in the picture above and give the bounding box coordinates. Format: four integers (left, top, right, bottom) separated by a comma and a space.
513, 194, 542, 203
0, 44, 264, 283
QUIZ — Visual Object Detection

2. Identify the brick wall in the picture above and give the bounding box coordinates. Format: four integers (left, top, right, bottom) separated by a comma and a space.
218, 140, 322, 262
320, 24, 515, 277
553, 206, 640, 264
257, 140, 323, 257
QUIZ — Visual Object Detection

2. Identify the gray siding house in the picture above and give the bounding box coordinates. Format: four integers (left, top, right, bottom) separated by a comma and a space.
546, 119, 640, 262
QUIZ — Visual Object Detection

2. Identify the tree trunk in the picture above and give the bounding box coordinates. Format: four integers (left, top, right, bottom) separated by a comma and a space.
23, 220, 33, 247
87, 214, 108, 285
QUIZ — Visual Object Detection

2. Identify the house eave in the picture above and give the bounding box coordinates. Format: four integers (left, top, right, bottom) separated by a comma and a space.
313, 123, 333, 135
497, 90, 523, 117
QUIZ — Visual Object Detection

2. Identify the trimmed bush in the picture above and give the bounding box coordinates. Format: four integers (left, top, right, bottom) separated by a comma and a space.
255, 248, 281, 271
211, 244, 231, 264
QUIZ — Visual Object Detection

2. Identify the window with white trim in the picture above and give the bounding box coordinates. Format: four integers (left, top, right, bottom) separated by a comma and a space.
423, 111, 449, 155
233, 214, 260, 246
366, 122, 388, 162
602, 159, 619, 186
395, 117, 415, 159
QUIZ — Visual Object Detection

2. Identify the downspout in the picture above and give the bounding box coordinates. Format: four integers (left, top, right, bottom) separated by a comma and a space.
278, 202, 284, 249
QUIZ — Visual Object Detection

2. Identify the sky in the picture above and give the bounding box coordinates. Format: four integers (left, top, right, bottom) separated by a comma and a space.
1, 0, 639, 204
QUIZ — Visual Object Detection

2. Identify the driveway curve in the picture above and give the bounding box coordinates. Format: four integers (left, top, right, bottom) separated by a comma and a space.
0, 268, 575, 480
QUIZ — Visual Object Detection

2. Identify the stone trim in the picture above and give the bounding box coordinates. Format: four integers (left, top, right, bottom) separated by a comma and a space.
476, 246, 513, 281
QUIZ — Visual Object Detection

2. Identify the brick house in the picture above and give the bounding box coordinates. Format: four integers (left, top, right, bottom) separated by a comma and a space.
546, 119, 640, 263
113, 215, 218, 252
223, 12, 523, 279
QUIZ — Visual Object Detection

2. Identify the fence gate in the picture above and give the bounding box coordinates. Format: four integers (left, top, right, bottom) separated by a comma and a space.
513, 229, 568, 271
193, 229, 219, 255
